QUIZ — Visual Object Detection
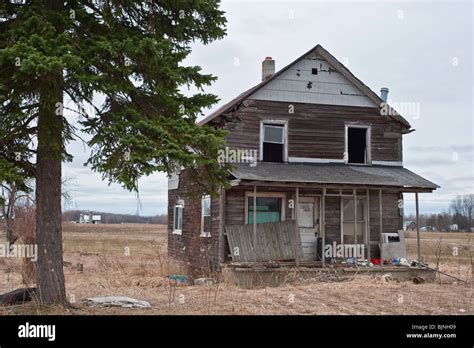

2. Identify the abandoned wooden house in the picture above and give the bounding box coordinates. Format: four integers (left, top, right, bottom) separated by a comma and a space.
168, 44, 438, 283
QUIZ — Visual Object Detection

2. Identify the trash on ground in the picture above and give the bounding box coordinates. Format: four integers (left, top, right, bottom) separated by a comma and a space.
194, 278, 215, 286
168, 274, 188, 284
82, 296, 151, 308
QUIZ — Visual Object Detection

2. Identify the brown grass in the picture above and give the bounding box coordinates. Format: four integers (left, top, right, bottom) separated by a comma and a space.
0, 225, 472, 315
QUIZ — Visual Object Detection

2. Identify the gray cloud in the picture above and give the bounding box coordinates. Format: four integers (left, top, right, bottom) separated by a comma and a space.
62, 0, 472, 216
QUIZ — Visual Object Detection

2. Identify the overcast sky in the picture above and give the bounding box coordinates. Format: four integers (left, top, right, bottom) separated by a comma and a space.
63, 0, 473, 216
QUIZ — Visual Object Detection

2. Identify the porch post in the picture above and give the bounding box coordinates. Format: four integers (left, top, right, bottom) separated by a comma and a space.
322, 187, 326, 266
366, 189, 370, 262
353, 189, 357, 246
295, 187, 300, 267
415, 192, 421, 268
379, 189, 383, 261
219, 187, 226, 263
253, 185, 257, 250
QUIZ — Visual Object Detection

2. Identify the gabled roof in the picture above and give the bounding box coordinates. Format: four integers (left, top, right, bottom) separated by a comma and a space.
198, 44, 411, 130
230, 163, 439, 191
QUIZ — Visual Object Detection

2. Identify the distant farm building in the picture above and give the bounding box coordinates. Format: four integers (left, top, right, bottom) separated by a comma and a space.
449, 224, 459, 232
79, 212, 101, 224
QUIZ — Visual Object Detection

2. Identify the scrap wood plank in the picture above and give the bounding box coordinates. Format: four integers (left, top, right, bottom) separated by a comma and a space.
225, 220, 303, 262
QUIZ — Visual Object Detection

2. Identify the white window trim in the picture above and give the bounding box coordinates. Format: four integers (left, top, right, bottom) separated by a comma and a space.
172, 201, 183, 235
288, 156, 345, 164
244, 192, 286, 225
200, 195, 211, 237
344, 124, 371, 165
259, 120, 288, 162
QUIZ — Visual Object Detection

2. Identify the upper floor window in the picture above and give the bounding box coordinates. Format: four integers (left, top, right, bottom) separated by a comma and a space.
201, 195, 211, 237
345, 125, 371, 164
260, 120, 288, 163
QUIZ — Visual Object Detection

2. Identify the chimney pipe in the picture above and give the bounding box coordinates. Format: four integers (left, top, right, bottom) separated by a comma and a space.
380, 87, 389, 103
262, 56, 275, 81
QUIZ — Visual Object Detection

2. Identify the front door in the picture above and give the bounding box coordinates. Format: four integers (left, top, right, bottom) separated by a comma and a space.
298, 196, 320, 260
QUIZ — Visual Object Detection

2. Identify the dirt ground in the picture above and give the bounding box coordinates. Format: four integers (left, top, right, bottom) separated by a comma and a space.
0, 224, 472, 315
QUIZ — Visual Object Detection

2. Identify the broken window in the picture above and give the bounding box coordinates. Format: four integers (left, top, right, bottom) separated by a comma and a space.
173, 202, 183, 234
247, 197, 282, 224
201, 195, 211, 237
347, 127, 368, 164
262, 123, 285, 162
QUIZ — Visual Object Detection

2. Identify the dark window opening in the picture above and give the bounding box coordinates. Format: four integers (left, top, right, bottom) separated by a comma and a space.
348, 127, 367, 164
262, 124, 284, 162
312, 68, 318, 75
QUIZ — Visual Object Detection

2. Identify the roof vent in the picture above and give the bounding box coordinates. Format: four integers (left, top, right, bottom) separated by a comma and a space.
262, 57, 275, 81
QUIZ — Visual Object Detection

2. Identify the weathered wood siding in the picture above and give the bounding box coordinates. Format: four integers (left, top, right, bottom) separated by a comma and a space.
167, 169, 221, 274
251, 52, 377, 108
324, 196, 342, 246
223, 99, 403, 162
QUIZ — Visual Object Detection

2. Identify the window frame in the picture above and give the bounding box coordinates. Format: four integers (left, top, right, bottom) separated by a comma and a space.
172, 200, 184, 235
244, 192, 286, 225
344, 124, 371, 165
200, 195, 211, 237
259, 120, 288, 162
340, 196, 367, 244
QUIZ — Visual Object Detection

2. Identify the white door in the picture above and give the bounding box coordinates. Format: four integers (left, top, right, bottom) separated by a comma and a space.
298, 196, 320, 260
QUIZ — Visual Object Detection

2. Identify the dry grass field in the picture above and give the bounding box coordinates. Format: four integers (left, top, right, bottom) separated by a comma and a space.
0, 223, 472, 315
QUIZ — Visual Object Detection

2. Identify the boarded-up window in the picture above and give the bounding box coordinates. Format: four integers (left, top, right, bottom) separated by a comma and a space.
201, 195, 211, 237
247, 197, 282, 224
262, 124, 284, 162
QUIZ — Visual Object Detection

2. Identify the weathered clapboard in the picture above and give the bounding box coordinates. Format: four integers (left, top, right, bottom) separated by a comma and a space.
225, 220, 303, 262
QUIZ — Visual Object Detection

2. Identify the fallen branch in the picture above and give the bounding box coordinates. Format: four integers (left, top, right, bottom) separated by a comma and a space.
0, 287, 37, 305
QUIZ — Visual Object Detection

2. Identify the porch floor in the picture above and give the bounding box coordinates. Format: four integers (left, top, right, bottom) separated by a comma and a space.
224, 262, 436, 288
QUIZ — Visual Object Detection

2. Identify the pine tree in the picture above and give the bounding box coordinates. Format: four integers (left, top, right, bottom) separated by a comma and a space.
0, 0, 228, 305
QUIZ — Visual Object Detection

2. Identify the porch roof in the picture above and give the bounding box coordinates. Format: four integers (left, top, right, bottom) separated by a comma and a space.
230, 163, 439, 191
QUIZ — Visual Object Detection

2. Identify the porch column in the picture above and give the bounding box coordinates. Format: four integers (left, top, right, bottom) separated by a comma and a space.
366, 189, 370, 261
353, 189, 357, 246
415, 192, 421, 268
295, 187, 300, 267
379, 189, 383, 261
219, 187, 226, 263
253, 185, 257, 250
322, 187, 326, 266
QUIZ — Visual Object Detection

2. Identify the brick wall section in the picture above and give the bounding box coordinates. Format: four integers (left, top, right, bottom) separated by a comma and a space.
167, 169, 221, 275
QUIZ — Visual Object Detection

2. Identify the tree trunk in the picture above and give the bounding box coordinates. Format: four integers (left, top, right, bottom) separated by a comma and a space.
35, 86, 66, 305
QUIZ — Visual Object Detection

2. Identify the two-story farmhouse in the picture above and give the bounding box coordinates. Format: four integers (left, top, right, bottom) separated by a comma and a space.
168, 44, 438, 277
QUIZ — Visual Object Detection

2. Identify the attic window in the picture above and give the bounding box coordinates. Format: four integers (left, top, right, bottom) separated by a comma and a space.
260, 121, 287, 163
346, 126, 371, 164
312, 68, 318, 75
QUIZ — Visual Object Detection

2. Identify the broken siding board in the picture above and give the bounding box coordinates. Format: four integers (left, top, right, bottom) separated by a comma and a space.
225, 220, 302, 262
